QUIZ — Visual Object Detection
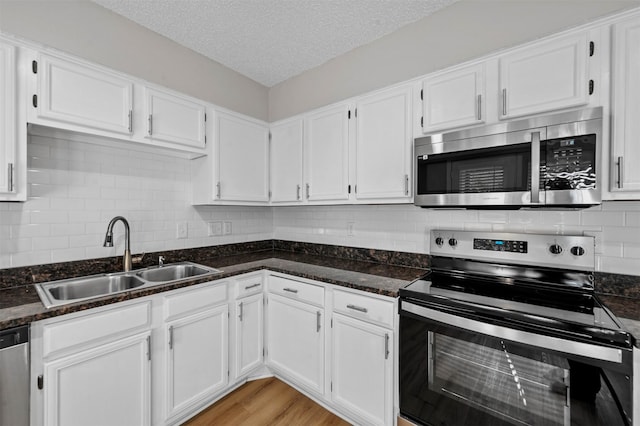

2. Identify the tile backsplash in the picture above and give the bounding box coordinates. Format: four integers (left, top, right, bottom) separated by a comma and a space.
0, 135, 273, 269
272, 203, 640, 276
1, 133, 639, 277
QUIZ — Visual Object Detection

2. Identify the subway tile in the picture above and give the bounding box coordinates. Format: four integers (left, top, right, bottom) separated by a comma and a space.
32, 236, 69, 250
581, 211, 625, 227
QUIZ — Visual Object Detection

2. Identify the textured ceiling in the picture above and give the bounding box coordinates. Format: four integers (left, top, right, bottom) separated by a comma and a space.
92, 0, 460, 87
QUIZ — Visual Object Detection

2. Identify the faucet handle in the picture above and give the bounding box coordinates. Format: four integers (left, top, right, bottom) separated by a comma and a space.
131, 252, 145, 264
159, 256, 165, 266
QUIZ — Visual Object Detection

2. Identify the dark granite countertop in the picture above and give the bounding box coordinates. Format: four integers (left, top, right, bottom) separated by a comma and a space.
0, 249, 427, 330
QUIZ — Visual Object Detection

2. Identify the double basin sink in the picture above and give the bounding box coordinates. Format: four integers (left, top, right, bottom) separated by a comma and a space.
35, 262, 221, 308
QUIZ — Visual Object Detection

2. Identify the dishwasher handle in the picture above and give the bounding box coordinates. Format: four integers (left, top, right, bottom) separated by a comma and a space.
0, 325, 28, 349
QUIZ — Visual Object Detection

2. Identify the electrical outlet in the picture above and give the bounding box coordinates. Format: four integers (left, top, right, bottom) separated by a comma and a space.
176, 221, 188, 239
223, 221, 232, 235
208, 221, 223, 237
347, 222, 355, 237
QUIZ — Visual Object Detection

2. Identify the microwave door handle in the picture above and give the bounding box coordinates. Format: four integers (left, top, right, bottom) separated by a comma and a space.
531, 131, 541, 204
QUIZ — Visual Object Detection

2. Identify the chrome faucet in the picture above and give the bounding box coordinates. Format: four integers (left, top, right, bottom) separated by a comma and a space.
103, 216, 132, 272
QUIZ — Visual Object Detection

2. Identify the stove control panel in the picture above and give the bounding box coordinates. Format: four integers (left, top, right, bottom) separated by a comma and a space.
473, 238, 528, 253
430, 230, 595, 271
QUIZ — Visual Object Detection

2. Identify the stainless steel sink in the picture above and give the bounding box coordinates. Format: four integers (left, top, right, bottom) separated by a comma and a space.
35, 262, 220, 308
47, 274, 146, 301
135, 263, 215, 282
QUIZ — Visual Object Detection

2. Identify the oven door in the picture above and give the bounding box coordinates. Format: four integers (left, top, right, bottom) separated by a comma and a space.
399, 300, 633, 426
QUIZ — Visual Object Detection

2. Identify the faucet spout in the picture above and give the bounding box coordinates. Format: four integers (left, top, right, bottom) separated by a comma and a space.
103, 216, 132, 272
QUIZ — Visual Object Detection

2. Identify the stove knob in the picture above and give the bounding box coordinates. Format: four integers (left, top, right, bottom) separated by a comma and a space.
570, 246, 585, 256
435, 237, 444, 247
448, 238, 458, 247
549, 244, 563, 255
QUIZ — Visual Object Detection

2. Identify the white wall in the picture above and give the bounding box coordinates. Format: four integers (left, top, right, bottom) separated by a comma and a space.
269, 0, 639, 121
273, 203, 640, 276
0, 0, 269, 121
0, 136, 273, 269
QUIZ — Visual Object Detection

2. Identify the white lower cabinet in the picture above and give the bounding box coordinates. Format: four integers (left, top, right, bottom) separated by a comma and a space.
165, 305, 228, 421
31, 300, 153, 426
266, 287, 325, 395
331, 313, 393, 426
43, 332, 152, 426
234, 293, 264, 378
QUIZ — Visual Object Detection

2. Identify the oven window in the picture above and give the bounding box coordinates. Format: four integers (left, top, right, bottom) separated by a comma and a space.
416, 143, 531, 195
400, 314, 631, 426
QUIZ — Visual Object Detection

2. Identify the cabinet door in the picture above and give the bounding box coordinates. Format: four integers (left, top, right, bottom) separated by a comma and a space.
0, 42, 15, 197
611, 16, 640, 194
43, 332, 151, 426
422, 63, 485, 133
331, 314, 392, 426
165, 304, 228, 419
144, 87, 206, 149
36, 54, 133, 134
499, 33, 588, 119
270, 118, 304, 203
234, 293, 264, 378
266, 293, 324, 394
216, 112, 270, 202
304, 104, 350, 202
355, 86, 412, 201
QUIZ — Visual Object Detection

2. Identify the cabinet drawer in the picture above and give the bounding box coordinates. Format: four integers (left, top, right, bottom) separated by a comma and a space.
333, 289, 394, 328
268, 275, 324, 307
42, 301, 151, 357
235, 274, 263, 299
164, 281, 227, 320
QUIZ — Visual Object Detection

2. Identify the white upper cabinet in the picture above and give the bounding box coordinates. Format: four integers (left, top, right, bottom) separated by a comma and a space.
304, 103, 351, 202
355, 85, 412, 202
422, 63, 485, 133
216, 111, 270, 203
34, 53, 133, 134
270, 117, 304, 204
611, 14, 640, 197
499, 32, 589, 119
144, 87, 207, 149
0, 41, 19, 200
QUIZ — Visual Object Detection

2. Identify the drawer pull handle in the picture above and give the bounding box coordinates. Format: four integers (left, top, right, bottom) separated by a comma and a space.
283, 288, 298, 294
244, 283, 261, 290
347, 304, 368, 313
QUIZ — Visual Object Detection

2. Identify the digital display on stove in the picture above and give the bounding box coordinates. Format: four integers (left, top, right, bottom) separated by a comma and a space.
473, 238, 528, 253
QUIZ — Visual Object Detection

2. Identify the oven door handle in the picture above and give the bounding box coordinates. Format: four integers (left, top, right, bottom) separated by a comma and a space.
401, 301, 623, 364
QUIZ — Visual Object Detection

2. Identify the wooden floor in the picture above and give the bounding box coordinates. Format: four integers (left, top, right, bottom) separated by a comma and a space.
184, 377, 351, 426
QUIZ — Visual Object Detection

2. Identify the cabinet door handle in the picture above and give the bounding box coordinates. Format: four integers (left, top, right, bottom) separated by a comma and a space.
216, 182, 221, 199
316, 311, 321, 333
296, 184, 301, 200
404, 174, 409, 196
283, 287, 298, 294
384, 333, 390, 360
502, 89, 507, 116
148, 114, 153, 136
239, 301, 244, 322
147, 335, 152, 361
346, 304, 368, 313
306, 183, 310, 199
7, 163, 13, 192
168, 326, 174, 350
128, 110, 133, 133
244, 283, 261, 290
617, 156, 624, 189
477, 94, 482, 121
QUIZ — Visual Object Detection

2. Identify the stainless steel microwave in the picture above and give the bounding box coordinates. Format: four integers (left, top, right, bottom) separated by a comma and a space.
414, 107, 602, 208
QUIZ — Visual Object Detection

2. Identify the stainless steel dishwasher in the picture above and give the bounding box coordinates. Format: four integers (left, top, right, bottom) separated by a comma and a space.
0, 325, 29, 426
